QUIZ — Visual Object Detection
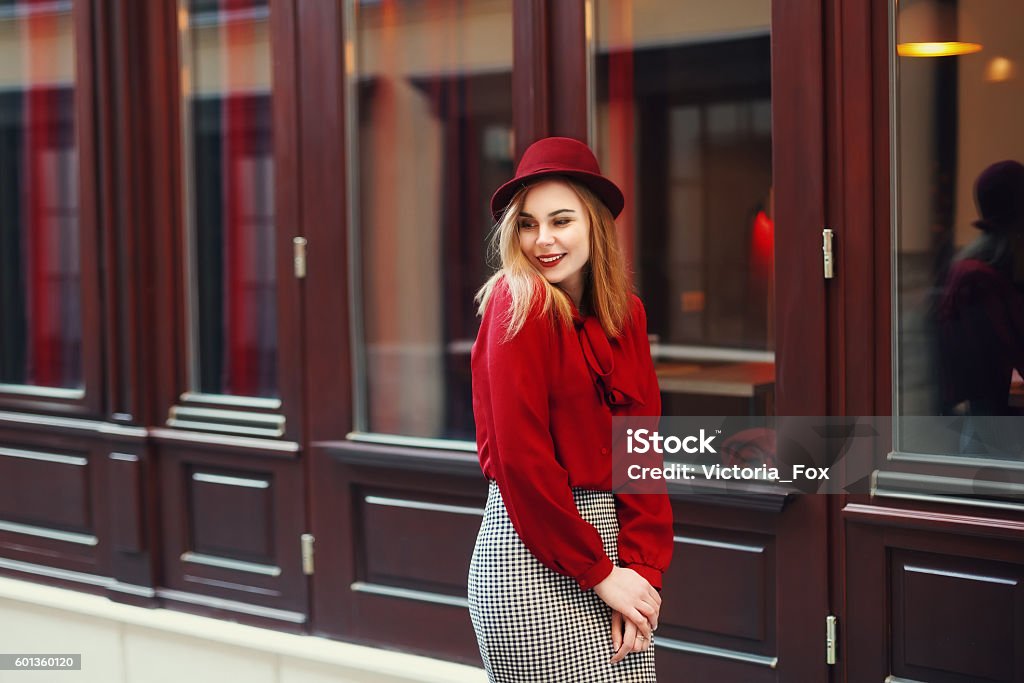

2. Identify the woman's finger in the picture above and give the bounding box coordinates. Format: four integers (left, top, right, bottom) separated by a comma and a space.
639, 600, 658, 631
610, 610, 623, 655
612, 618, 638, 663
636, 600, 656, 621
628, 616, 651, 653
626, 614, 653, 641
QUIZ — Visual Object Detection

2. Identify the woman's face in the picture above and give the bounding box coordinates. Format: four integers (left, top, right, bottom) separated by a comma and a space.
518, 179, 591, 295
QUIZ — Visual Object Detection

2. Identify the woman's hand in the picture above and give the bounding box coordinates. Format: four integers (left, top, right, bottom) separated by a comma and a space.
610, 610, 653, 663
594, 566, 661, 632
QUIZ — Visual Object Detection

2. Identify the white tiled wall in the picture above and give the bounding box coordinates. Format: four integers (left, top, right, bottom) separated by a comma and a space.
122, 628, 277, 683
0, 601, 123, 683
0, 577, 487, 683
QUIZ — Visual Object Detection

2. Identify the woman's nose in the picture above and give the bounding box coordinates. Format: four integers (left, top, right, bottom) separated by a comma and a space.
537, 224, 555, 245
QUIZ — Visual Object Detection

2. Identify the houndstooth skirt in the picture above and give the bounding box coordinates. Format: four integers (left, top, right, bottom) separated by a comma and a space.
468, 480, 657, 683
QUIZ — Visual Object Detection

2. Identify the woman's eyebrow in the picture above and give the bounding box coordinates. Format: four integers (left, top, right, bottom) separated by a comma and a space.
518, 209, 576, 218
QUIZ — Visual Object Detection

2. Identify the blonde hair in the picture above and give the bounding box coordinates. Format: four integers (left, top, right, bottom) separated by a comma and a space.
475, 177, 633, 341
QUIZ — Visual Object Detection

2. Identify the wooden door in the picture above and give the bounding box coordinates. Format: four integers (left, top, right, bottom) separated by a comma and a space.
146, 0, 311, 625
834, 1, 1024, 682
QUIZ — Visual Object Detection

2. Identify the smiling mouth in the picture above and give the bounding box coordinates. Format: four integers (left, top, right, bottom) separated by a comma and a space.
538, 253, 567, 265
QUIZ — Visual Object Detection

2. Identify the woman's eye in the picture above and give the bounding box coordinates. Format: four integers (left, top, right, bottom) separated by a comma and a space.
519, 222, 536, 230
555, 219, 571, 226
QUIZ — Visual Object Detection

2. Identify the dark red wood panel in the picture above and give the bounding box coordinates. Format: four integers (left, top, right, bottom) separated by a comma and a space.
269, 0, 304, 445
156, 436, 307, 623
672, 529, 770, 642
74, 0, 104, 419
314, 451, 487, 664
770, 1, 831, 680
0, 421, 107, 585
846, 504, 1024, 682
0, 445, 90, 531
657, 500, 781, 681
107, 452, 144, 553
358, 488, 483, 596
145, 0, 188, 426
657, 651, 776, 683
893, 550, 1020, 682
101, 430, 159, 605
189, 468, 275, 562
547, 0, 586, 141
100, 0, 149, 424
345, 483, 490, 663
773, 0, 827, 418
512, 0, 549, 154
348, 588, 480, 664
298, 0, 354, 641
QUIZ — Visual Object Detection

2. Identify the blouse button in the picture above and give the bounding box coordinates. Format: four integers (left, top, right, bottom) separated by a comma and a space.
601, 447, 608, 454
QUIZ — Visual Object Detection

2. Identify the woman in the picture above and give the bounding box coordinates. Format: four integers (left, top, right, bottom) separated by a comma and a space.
935, 160, 1024, 453
468, 137, 674, 682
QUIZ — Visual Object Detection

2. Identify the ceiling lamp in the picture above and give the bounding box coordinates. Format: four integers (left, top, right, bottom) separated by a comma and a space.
898, 42, 982, 57
897, 0, 982, 58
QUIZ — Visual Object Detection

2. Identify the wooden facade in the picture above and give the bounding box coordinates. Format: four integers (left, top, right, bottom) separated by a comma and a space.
1, 1, 1023, 682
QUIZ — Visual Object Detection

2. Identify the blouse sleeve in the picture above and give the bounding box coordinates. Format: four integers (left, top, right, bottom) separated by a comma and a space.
613, 297, 674, 590
477, 285, 614, 590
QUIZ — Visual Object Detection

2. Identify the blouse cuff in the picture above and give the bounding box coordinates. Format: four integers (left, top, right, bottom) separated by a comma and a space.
623, 562, 663, 591
576, 555, 615, 591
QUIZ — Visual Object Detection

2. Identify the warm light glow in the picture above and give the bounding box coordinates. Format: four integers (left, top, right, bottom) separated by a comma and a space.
897, 42, 983, 57
985, 57, 1015, 83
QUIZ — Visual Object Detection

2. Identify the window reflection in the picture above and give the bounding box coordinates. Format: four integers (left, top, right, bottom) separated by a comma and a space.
0, 0, 81, 389
896, 0, 1024, 460
593, 0, 773, 417
354, 0, 513, 440
180, 0, 277, 398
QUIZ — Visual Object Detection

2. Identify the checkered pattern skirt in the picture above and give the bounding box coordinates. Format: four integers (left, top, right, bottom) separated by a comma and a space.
468, 480, 658, 682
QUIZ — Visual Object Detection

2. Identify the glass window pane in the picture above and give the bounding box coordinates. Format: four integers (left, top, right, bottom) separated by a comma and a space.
593, 0, 773, 417
895, 0, 1024, 461
353, 0, 513, 440
0, 0, 81, 390
180, 0, 277, 399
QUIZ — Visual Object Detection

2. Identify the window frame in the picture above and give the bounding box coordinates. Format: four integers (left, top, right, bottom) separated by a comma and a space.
150, 0, 304, 443
883, 0, 1024, 512
342, 0, 521, 449
0, 0, 104, 419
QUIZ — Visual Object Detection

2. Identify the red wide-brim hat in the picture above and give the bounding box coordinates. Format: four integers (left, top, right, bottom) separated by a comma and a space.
490, 137, 625, 221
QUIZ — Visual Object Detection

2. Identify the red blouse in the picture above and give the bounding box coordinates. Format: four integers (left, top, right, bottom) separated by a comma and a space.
471, 277, 674, 591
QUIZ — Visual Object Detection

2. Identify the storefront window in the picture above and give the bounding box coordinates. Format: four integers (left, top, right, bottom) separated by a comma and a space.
0, 0, 81, 390
593, 0, 773, 417
893, 0, 1024, 496
350, 0, 513, 441
179, 0, 277, 398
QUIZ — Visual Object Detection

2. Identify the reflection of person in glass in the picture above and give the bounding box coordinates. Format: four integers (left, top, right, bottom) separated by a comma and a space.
468, 137, 673, 681
747, 186, 775, 347
936, 161, 1024, 451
